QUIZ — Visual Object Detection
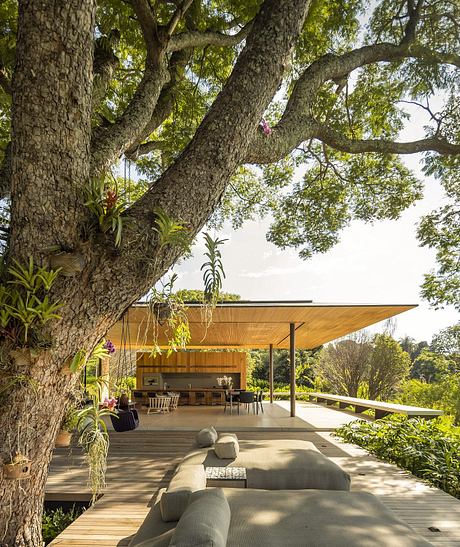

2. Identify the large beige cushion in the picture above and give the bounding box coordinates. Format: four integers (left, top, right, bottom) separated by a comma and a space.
181, 439, 350, 490
214, 433, 239, 459
160, 465, 206, 522
195, 426, 218, 448
169, 488, 231, 547
223, 488, 432, 546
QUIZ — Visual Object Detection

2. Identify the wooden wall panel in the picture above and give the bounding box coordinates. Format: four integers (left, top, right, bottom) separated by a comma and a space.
136, 351, 247, 388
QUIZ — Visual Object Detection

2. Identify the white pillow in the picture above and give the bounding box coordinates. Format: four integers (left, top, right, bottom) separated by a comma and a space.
195, 426, 218, 448
214, 433, 239, 459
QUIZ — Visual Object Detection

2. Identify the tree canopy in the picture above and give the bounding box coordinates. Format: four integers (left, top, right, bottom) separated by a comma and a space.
0, 0, 459, 307
1, 2, 460, 543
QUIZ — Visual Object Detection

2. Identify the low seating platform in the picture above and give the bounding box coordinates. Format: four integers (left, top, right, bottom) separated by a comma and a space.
130, 488, 431, 547
308, 392, 443, 419
179, 439, 351, 491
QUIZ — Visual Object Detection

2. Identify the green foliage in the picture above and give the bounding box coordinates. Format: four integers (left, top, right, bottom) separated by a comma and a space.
85, 178, 128, 247
70, 339, 110, 374
201, 233, 227, 304
42, 505, 85, 546
335, 415, 460, 499
395, 376, 460, 425
60, 404, 79, 433
418, 156, 460, 311
149, 274, 191, 357
249, 348, 319, 387
153, 207, 191, 252
368, 334, 411, 400
2, 0, 460, 307
430, 323, 460, 366
174, 289, 240, 302
0, 258, 61, 346
76, 379, 115, 503
410, 348, 454, 383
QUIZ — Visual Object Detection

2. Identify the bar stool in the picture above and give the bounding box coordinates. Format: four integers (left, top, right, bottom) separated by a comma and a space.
179, 392, 190, 405
211, 391, 224, 406
195, 391, 206, 405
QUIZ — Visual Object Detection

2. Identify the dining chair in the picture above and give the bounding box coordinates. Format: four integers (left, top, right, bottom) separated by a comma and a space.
238, 391, 256, 414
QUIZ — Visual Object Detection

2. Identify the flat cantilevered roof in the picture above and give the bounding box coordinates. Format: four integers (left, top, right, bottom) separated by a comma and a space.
107, 300, 417, 350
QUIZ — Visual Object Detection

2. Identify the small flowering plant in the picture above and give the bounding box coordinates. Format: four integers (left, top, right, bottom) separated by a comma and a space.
85, 177, 128, 247
217, 375, 233, 388
103, 339, 115, 354
102, 397, 117, 410
259, 118, 272, 135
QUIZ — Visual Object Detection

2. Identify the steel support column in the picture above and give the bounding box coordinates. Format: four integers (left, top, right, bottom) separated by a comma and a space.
269, 343, 274, 404
290, 323, 296, 417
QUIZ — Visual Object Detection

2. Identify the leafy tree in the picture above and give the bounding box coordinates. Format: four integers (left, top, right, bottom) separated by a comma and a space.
430, 323, 460, 367
174, 289, 240, 302
410, 348, 454, 382
368, 333, 411, 400
1, 0, 460, 543
316, 332, 372, 397
250, 348, 318, 387
399, 336, 429, 362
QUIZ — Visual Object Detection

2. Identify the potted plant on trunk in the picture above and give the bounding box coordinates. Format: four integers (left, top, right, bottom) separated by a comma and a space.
55, 406, 78, 448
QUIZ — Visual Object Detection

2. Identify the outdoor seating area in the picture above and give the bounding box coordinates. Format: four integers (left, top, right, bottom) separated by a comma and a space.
47, 406, 460, 547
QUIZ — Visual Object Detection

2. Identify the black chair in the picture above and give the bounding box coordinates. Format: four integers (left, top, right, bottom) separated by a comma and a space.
256, 390, 264, 414
239, 391, 256, 414
110, 409, 139, 432
147, 391, 157, 398
224, 390, 240, 414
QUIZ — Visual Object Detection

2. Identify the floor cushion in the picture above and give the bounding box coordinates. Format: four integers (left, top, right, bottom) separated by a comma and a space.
169, 488, 230, 547
196, 427, 218, 448
214, 433, 239, 459
180, 439, 350, 490
223, 488, 432, 546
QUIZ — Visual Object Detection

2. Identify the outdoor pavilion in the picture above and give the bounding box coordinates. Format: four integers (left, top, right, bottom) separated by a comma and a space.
107, 300, 417, 417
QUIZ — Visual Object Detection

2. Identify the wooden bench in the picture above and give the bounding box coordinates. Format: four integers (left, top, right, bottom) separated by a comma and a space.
308, 392, 443, 419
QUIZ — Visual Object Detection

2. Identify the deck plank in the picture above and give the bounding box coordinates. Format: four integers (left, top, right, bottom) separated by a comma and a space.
47, 406, 460, 546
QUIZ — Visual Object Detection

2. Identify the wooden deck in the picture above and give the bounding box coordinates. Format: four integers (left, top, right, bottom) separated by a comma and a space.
47, 404, 460, 546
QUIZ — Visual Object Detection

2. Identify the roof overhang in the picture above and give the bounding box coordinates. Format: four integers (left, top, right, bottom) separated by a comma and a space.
107, 300, 417, 350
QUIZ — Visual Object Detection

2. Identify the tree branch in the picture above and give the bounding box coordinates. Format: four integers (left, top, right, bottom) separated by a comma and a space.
131, 0, 160, 66
245, 42, 460, 164
114, 0, 311, 288
124, 49, 190, 159
167, 20, 253, 52
90, 65, 170, 176
164, 0, 194, 39
311, 121, 460, 155
401, 0, 425, 44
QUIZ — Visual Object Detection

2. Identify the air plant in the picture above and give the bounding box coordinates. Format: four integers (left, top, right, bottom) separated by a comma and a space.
200, 233, 228, 329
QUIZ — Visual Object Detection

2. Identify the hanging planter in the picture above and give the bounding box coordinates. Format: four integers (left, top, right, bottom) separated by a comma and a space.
55, 430, 73, 448
152, 302, 172, 325
3, 454, 31, 480
49, 252, 85, 277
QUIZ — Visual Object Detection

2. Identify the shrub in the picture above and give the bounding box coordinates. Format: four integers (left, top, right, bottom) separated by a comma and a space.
395, 376, 460, 424
42, 505, 84, 545
335, 415, 460, 499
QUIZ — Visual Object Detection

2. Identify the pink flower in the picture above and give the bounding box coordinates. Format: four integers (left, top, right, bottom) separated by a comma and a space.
260, 119, 272, 136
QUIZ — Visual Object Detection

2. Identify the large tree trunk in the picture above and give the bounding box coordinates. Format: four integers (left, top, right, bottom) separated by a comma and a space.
0, 1, 310, 544
0, 1, 96, 545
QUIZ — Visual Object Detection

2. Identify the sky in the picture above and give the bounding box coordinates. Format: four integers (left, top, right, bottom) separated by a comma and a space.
170, 149, 458, 343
